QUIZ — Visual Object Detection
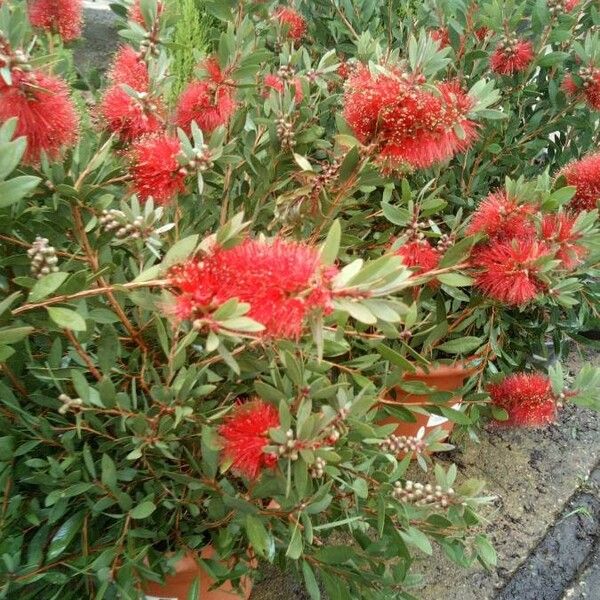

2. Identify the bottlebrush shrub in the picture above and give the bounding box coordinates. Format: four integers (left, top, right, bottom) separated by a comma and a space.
1, 0, 600, 599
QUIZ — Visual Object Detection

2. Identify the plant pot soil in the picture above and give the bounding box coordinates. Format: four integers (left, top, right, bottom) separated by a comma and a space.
379, 362, 478, 441
143, 547, 252, 600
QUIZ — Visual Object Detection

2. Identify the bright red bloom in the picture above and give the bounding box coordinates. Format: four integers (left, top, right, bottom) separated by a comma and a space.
129, 134, 186, 204
0, 70, 77, 165
490, 40, 534, 75
263, 74, 303, 103
127, 0, 163, 26
396, 240, 440, 274
565, 0, 580, 10
563, 68, 600, 110
219, 399, 280, 480
174, 58, 236, 135
541, 213, 587, 270
474, 27, 490, 42
108, 45, 148, 89
473, 238, 550, 306
560, 153, 600, 212
431, 28, 450, 48
100, 86, 163, 141
28, 0, 82, 42
168, 238, 338, 338
344, 68, 477, 169
488, 373, 556, 427
274, 7, 307, 40
467, 191, 538, 240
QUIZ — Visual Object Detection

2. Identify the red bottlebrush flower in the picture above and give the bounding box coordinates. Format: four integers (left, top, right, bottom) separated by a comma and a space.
431, 28, 450, 48
219, 399, 280, 480
473, 238, 550, 306
108, 45, 148, 89
396, 240, 440, 274
559, 153, 600, 212
488, 373, 556, 427
344, 68, 477, 169
0, 70, 77, 165
563, 68, 600, 111
474, 27, 490, 42
565, 0, 580, 10
28, 0, 82, 42
490, 39, 534, 75
100, 86, 163, 141
467, 190, 538, 240
129, 134, 186, 204
541, 213, 587, 270
263, 74, 303, 103
127, 0, 163, 26
168, 238, 338, 338
274, 7, 307, 41
174, 58, 236, 135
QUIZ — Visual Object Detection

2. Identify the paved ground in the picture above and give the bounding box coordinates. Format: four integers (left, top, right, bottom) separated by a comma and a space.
75, 8, 600, 600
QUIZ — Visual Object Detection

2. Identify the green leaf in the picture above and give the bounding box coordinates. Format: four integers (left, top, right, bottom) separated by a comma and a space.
101, 454, 117, 490
245, 515, 270, 558
0, 176, 40, 209
187, 578, 200, 600
28, 272, 68, 302
437, 273, 473, 287
475, 535, 497, 567
0, 137, 27, 180
47, 307, 87, 331
46, 511, 85, 561
437, 336, 482, 354
537, 51, 569, 67
129, 501, 156, 519
400, 526, 432, 555
302, 561, 321, 600
162, 234, 199, 268
0, 291, 21, 318
0, 326, 34, 344
286, 525, 303, 559
0, 346, 15, 361
320, 219, 341, 266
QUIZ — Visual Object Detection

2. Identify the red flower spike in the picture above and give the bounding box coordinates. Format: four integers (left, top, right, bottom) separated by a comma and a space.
174, 58, 236, 135
167, 238, 338, 339
263, 74, 303, 103
467, 190, 538, 240
274, 7, 307, 41
563, 68, 600, 110
431, 28, 451, 49
490, 40, 534, 75
488, 373, 556, 427
128, 0, 164, 26
219, 399, 280, 480
541, 213, 587, 270
100, 85, 164, 141
0, 70, 78, 165
396, 240, 440, 275
343, 67, 477, 169
28, 0, 82, 42
560, 153, 600, 212
108, 46, 148, 89
129, 134, 186, 204
473, 238, 551, 306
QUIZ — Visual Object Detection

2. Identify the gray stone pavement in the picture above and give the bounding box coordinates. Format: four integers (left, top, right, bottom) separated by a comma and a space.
74, 8, 600, 600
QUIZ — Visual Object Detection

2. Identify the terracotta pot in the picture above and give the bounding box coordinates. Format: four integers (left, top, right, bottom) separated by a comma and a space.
379, 362, 477, 440
143, 547, 252, 600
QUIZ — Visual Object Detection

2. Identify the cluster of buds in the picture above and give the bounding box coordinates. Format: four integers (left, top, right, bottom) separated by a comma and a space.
0, 44, 30, 75
408, 219, 427, 241
546, 0, 576, 15
276, 115, 295, 150
28, 236, 59, 278
277, 429, 300, 461
392, 480, 455, 508
184, 145, 214, 174
99, 209, 146, 240
58, 393, 83, 415
436, 233, 455, 252
380, 433, 426, 455
497, 36, 522, 57
579, 65, 600, 90
277, 64, 296, 82
399, 328, 413, 341
139, 32, 160, 58
310, 457, 326, 478
323, 405, 350, 445
310, 160, 340, 204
